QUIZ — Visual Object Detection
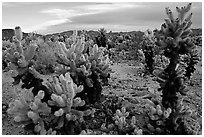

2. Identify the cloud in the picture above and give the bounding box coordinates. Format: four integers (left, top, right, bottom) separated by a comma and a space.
35, 3, 143, 33
24, 19, 69, 33
34, 3, 139, 33
40, 3, 138, 21
3, 2, 201, 34
69, 2, 201, 28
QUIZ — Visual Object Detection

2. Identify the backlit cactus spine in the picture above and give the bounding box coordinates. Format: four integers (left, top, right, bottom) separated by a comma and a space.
154, 3, 199, 133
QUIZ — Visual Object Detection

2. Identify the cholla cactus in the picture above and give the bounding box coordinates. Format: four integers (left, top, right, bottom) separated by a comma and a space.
154, 3, 197, 108
89, 44, 111, 79
114, 107, 129, 130
7, 89, 51, 134
5, 26, 38, 85
46, 72, 92, 125
55, 35, 111, 104
146, 103, 172, 134
154, 3, 199, 134
8, 72, 93, 135
112, 107, 143, 134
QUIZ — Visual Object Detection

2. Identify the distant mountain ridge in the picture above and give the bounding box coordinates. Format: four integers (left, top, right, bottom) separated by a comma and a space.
2, 29, 41, 41
2, 28, 202, 42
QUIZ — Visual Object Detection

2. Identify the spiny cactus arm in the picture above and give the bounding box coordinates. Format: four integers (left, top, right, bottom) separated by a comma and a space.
58, 42, 70, 55
13, 37, 23, 55
14, 26, 23, 41
75, 41, 85, 55
34, 121, 46, 134
170, 98, 193, 131
28, 66, 43, 79
72, 97, 86, 107
89, 44, 104, 61
115, 107, 129, 118
176, 3, 192, 22
33, 91, 52, 114
55, 53, 71, 67
184, 49, 200, 79
5, 52, 18, 63
7, 63, 28, 85
64, 107, 91, 122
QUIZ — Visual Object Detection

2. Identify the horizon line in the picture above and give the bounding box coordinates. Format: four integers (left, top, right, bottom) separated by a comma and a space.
2, 27, 202, 35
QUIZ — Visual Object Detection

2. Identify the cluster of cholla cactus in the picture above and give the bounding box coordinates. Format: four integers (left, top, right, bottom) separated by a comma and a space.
146, 103, 172, 134
153, 3, 200, 134
46, 72, 92, 121
55, 32, 111, 104
144, 95, 196, 135
112, 107, 143, 135
7, 72, 93, 135
5, 26, 111, 134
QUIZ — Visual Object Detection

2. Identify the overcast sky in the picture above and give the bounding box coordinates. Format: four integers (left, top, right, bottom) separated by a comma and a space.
2, 2, 202, 34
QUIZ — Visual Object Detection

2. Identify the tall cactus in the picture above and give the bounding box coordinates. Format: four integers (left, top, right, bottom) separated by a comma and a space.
154, 3, 199, 133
